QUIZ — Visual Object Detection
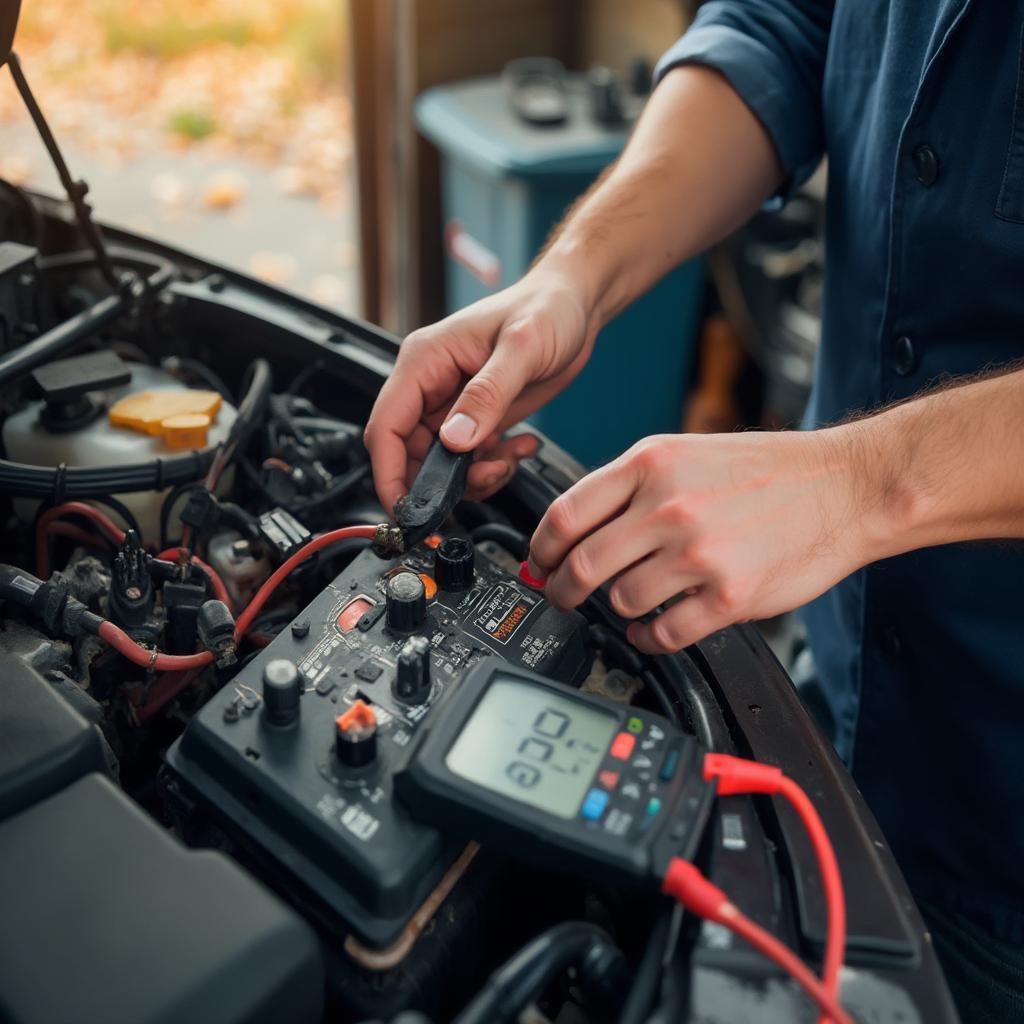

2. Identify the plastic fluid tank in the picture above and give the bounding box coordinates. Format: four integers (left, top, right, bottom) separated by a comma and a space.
2, 362, 237, 544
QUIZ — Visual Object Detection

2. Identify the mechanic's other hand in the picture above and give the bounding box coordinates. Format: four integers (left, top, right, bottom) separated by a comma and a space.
364, 268, 600, 511
527, 431, 872, 654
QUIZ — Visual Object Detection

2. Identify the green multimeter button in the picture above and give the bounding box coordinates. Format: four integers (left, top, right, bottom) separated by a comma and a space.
627, 717, 644, 734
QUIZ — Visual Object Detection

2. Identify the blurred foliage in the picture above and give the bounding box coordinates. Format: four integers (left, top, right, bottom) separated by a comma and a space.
93, 0, 347, 82
1, 0, 353, 205
168, 107, 217, 140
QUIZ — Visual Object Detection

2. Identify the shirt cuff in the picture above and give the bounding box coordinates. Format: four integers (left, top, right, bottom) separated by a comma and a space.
654, 23, 823, 200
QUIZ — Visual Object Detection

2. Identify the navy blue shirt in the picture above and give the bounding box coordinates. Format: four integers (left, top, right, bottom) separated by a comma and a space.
658, 1, 1024, 937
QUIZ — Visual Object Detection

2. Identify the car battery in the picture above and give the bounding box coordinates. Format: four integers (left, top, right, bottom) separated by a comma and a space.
166, 534, 592, 949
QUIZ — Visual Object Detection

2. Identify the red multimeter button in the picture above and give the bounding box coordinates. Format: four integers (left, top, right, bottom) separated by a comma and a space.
610, 732, 635, 761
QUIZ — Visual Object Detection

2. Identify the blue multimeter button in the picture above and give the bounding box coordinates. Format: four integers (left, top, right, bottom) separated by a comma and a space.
659, 748, 680, 782
581, 788, 609, 821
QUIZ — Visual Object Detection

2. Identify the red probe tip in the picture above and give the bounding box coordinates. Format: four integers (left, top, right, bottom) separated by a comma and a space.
519, 560, 548, 590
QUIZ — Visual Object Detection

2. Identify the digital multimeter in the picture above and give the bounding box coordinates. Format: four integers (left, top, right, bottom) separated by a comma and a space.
397, 659, 714, 886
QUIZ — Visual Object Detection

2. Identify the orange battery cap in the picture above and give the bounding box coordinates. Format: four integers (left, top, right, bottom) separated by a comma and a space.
162, 412, 212, 450
109, 388, 222, 445
418, 574, 438, 600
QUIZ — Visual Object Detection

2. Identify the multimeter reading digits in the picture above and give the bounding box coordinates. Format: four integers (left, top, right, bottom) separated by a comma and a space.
397, 658, 714, 886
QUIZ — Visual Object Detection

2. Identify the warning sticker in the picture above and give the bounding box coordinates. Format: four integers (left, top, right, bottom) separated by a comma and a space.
467, 583, 540, 646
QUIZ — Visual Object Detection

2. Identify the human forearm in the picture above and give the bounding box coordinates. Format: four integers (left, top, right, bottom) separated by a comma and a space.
851, 367, 1024, 559
535, 64, 783, 327
523, 366, 1024, 654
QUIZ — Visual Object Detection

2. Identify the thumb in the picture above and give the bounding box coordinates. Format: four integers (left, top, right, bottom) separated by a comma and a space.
440, 332, 535, 450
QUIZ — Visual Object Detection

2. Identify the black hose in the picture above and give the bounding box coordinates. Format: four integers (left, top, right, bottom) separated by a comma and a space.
161, 355, 234, 401
159, 480, 207, 550
652, 654, 732, 753
0, 448, 215, 499
30, 493, 142, 541
454, 922, 629, 1024
0, 291, 125, 389
0, 241, 177, 391
470, 522, 529, 561
285, 360, 326, 396
227, 360, 272, 448
0, 564, 43, 611
36, 245, 176, 291
618, 907, 676, 1024
289, 461, 370, 515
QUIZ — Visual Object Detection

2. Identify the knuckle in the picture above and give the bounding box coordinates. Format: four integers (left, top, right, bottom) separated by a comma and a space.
461, 373, 506, 410
633, 443, 668, 475
546, 495, 576, 541
657, 496, 695, 528
502, 319, 535, 346
712, 579, 746, 618
399, 328, 431, 356
682, 539, 714, 575
564, 546, 593, 592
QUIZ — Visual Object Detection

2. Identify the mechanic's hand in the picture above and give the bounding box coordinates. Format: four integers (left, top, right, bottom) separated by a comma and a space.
364, 267, 600, 511
527, 430, 871, 654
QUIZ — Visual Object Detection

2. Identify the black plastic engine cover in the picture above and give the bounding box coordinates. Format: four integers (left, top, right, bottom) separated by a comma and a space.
166, 536, 591, 949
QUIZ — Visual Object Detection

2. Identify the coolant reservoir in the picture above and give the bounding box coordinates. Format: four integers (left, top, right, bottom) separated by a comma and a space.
206, 531, 272, 608
3, 360, 237, 544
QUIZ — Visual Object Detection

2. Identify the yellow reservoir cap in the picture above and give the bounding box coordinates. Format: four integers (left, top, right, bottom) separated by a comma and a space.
162, 412, 212, 450
109, 389, 221, 448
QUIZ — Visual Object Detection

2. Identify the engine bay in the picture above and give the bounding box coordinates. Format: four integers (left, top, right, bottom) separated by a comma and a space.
0, 46, 959, 1024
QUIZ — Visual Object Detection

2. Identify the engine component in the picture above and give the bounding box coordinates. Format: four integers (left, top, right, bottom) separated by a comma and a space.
109, 529, 155, 637
434, 535, 475, 593
206, 531, 272, 608
262, 658, 303, 725
162, 579, 207, 655
31, 349, 130, 432
0, 654, 110, 821
0, 241, 38, 352
2, 360, 238, 539
393, 636, 432, 706
0, 774, 324, 1024
108, 385, 222, 449
454, 921, 630, 1024
334, 698, 378, 767
386, 570, 427, 632
165, 535, 592, 949
258, 506, 312, 560
196, 599, 236, 668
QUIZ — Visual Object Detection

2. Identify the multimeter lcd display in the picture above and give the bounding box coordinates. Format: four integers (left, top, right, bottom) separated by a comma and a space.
445, 676, 618, 818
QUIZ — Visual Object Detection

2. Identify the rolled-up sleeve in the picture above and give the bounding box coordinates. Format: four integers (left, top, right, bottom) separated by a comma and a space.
655, 0, 833, 194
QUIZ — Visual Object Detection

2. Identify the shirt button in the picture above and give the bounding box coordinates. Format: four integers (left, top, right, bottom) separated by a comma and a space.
912, 144, 939, 186
891, 335, 917, 376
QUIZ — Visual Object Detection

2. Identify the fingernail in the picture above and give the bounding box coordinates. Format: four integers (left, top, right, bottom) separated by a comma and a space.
441, 412, 478, 447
